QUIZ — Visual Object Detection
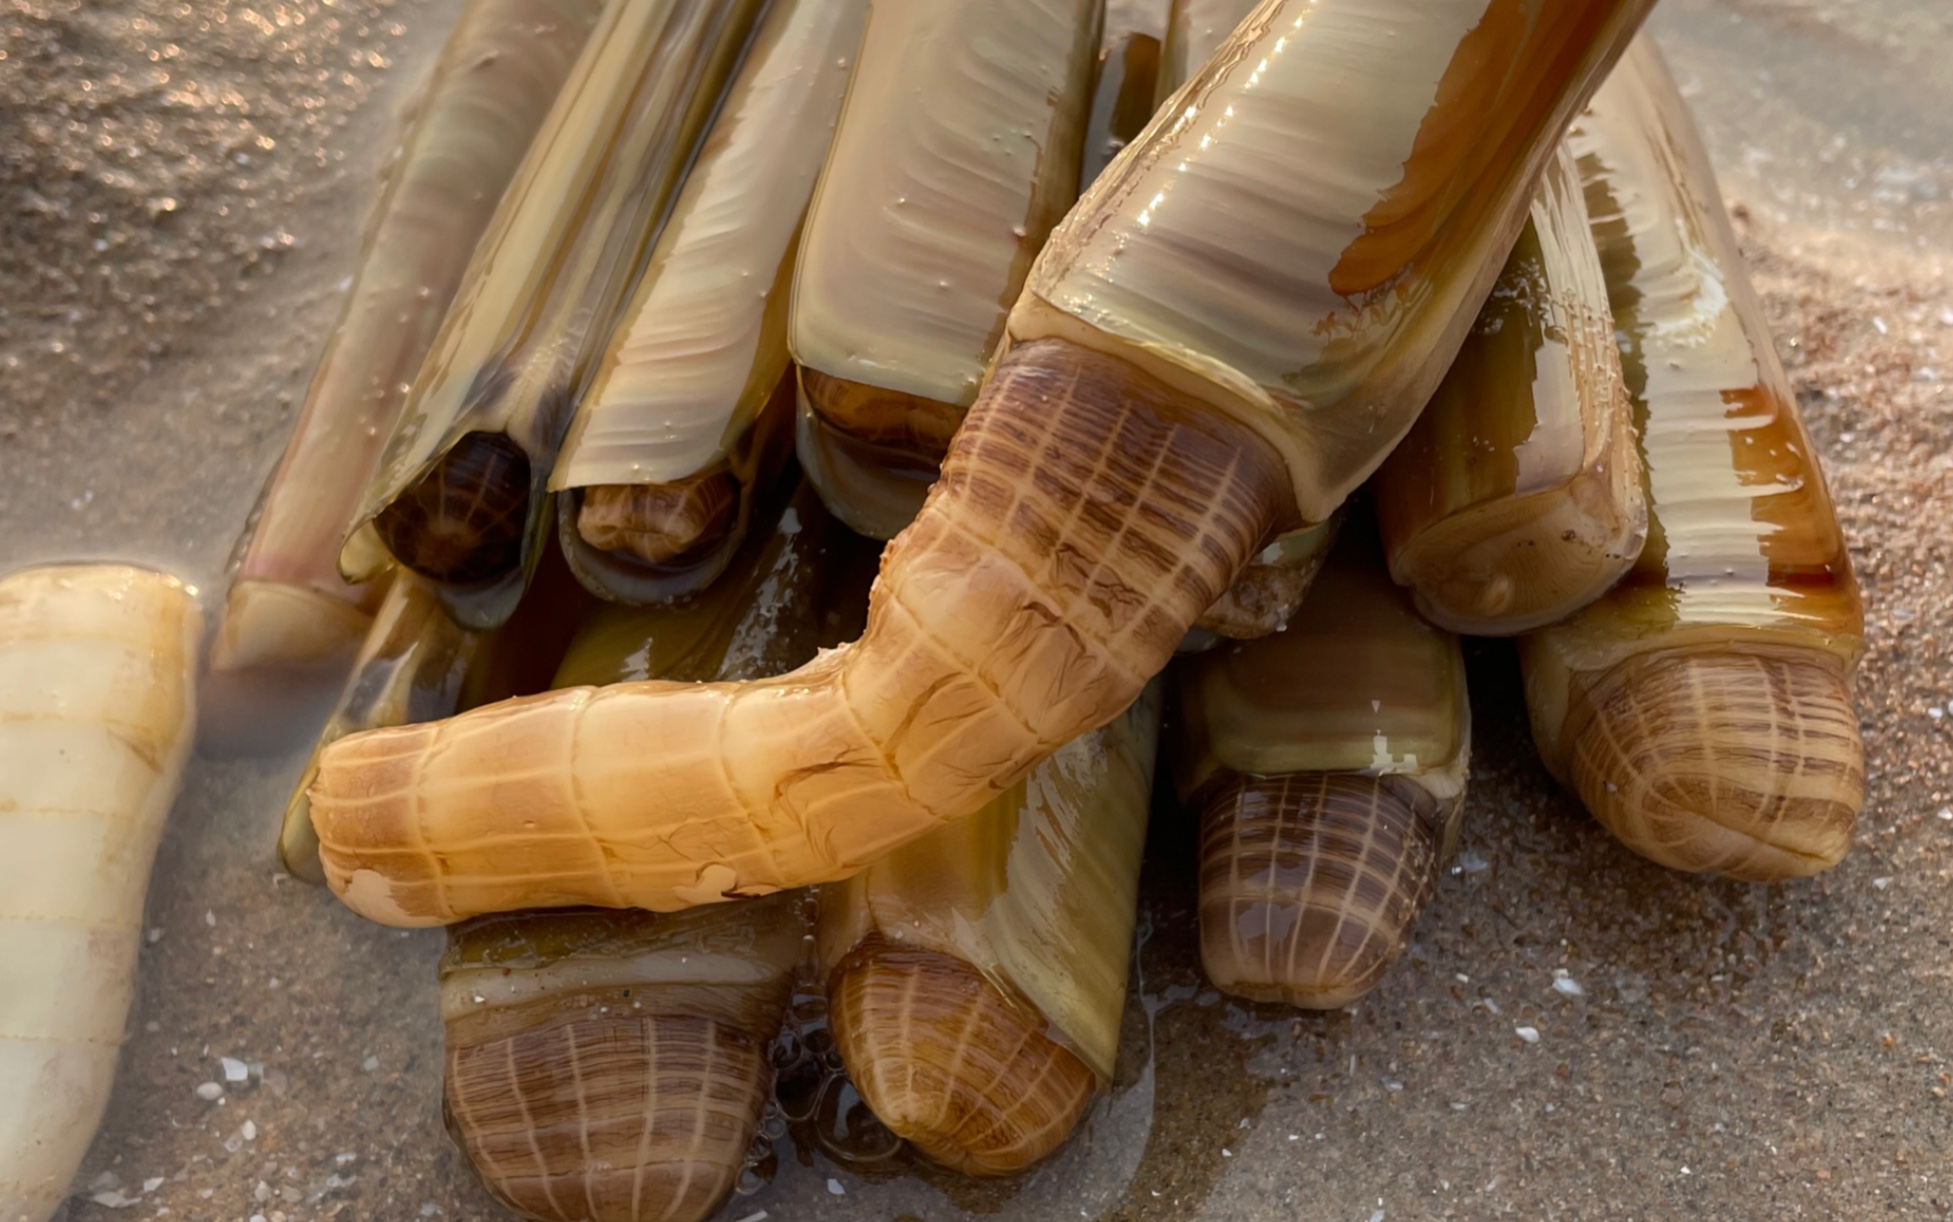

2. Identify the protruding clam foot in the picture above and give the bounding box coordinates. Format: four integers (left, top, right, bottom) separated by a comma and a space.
446, 1013, 770, 1222
310, 337, 1293, 925
576, 472, 737, 567
1198, 773, 1448, 1010
1567, 650, 1862, 881
373, 431, 531, 584
828, 938, 1095, 1176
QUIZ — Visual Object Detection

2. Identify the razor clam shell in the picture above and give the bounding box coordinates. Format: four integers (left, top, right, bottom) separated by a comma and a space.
1012, 0, 1656, 523
1522, 37, 1864, 767
223, 0, 601, 653
1372, 143, 1647, 636
789, 0, 1103, 412
552, 0, 870, 492
343, 0, 769, 628
818, 684, 1162, 1083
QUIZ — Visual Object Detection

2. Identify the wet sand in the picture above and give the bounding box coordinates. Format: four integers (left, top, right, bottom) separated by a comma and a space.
2, 0, 1949, 1218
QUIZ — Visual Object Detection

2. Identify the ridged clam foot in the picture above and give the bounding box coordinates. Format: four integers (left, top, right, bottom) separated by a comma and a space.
1198, 773, 1445, 1009
446, 1013, 769, 1222
1568, 650, 1863, 881
829, 939, 1095, 1176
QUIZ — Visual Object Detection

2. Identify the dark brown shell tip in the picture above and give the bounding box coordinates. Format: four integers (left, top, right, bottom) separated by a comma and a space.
375, 431, 530, 584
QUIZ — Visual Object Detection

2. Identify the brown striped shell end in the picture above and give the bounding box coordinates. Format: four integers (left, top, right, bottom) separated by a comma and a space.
445, 1013, 769, 1222
799, 364, 964, 459
827, 938, 1096, 1176
1198, 773, 1445, 1010
1568, 650, 1863, 881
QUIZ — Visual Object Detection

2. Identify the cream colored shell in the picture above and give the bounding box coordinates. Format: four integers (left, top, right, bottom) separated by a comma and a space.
0, 566, 200, 1222
789, 0, 1102, 410
553, 0, 870, 490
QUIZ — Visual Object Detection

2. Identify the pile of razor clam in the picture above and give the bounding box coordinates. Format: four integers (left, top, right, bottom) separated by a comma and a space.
1, 0, 1871, 1217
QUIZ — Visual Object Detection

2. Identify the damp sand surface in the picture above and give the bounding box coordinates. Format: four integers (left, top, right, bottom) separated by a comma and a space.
3, 0, 1950, 1218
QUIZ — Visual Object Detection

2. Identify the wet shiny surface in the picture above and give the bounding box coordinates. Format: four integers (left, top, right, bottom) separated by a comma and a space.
551, 484, 860, 689
1017, 0, 1653, 520
1548, 38, 1862, 675
1177, 543, 1467, 790
1373, 145, 1645, 636
1378, 149, 1621, 525
789, 0, 1100, 412
552, 0, 866, 491
2, 0, 1951, 1218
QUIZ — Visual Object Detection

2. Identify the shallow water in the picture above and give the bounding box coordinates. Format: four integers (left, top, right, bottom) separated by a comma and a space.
4, 0, 1951, 1219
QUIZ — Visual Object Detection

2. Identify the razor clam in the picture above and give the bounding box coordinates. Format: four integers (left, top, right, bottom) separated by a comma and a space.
789, 0, 1103, 539
1522, 37, 1865, 880
552, 0, 871, 605
444, 484, 856, 1222
341, 0, 768, 628
1374, 143, 1648, 635
0, 566, 199, 1222
821, 685, 1160, 1175
213, 0, 602, 674
1174, 523, 1469, 1007
309, 0, 1657, 927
